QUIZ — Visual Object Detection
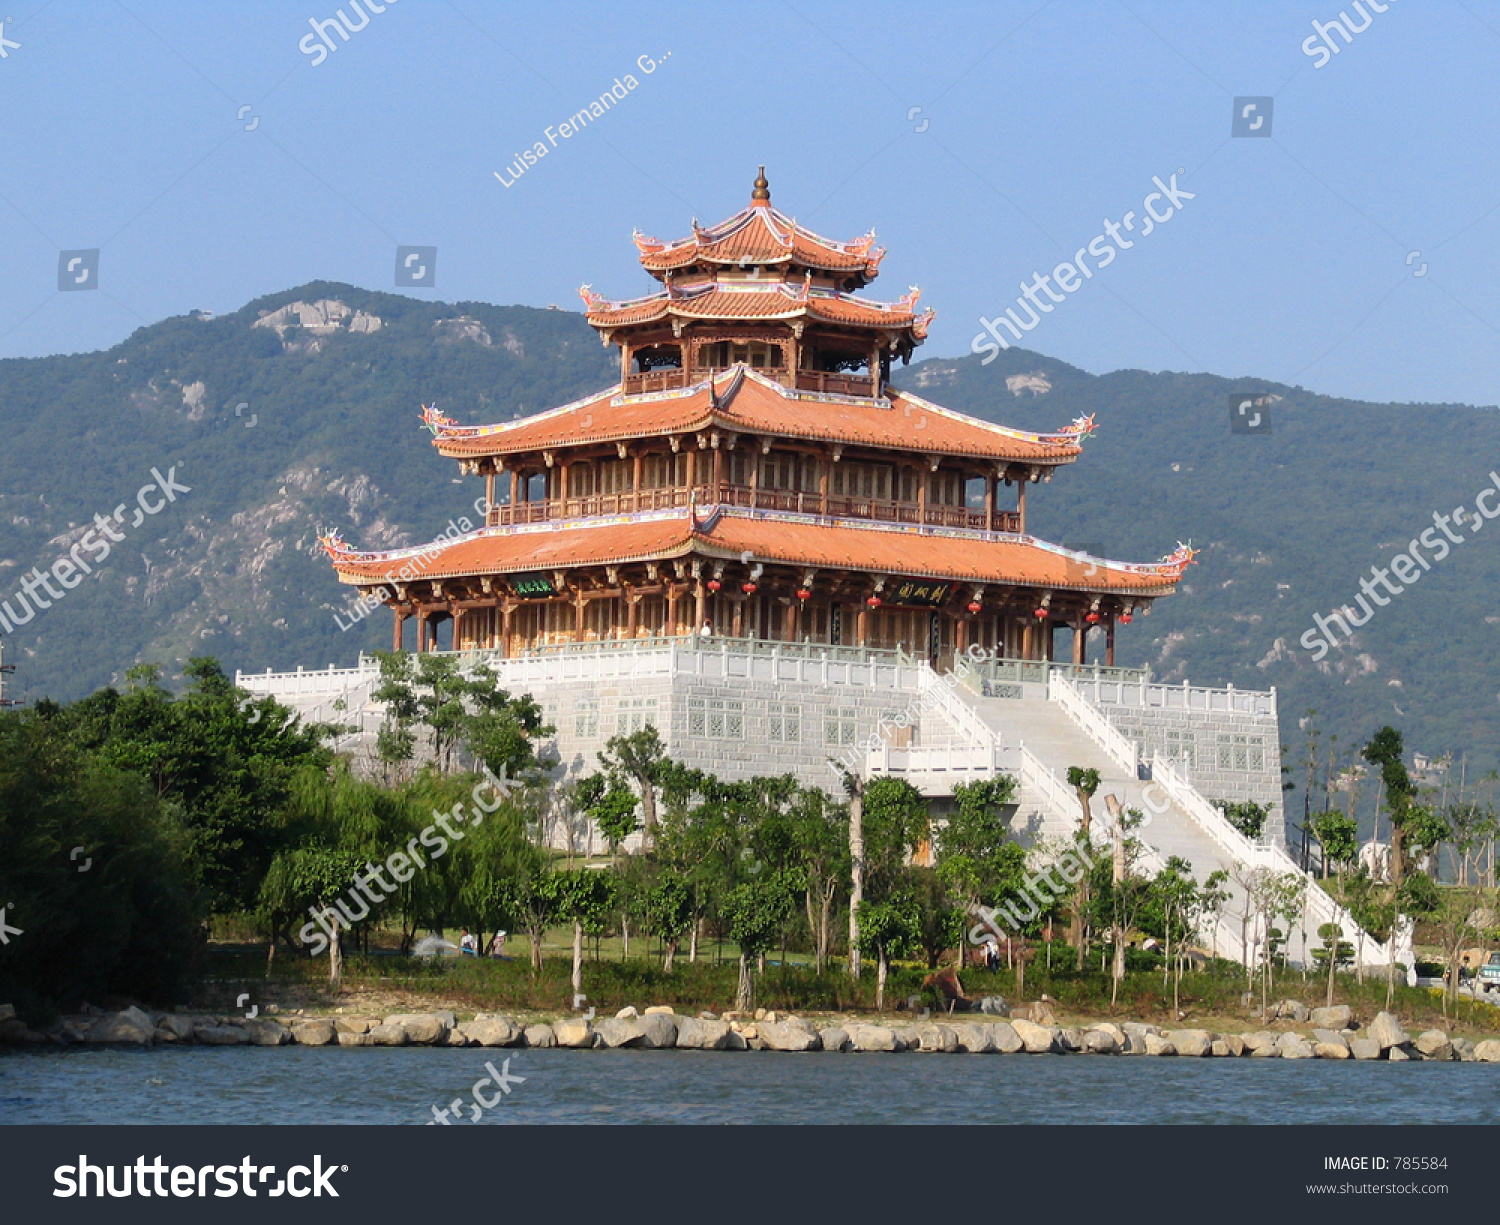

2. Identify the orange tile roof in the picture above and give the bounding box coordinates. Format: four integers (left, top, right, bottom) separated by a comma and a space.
634, 202, 884, 280
432, 368, 1084, 464
330, 517, 695, 585
582, 281, 928, 334
329, 507, 1178, 597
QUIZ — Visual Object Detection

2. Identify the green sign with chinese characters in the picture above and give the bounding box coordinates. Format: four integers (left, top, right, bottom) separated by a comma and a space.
511, 573, 556, 598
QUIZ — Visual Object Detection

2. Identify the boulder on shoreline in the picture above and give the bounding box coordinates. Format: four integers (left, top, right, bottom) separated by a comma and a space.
459, 1018, 520, 1047
759, 1018, 821, 1052
195, 1024, 250, 1046
1166, 1029, 1214, 1057
386, 1013, 451, 1045
1310, 1005, 1354, 1031
816, 1026, 849, 1052
1368, 1011, 1409, 1050
674, 1016, 732, 1050
367, 1023, 409, 1046
291, 1020, 335, 1046
524, 1023, 556, 1049
553, 1019, 595, 1049
1414, 1029, 1454, 1061
88, 1006, 157, 1045
850, 1024, 900, 1052
1011, 1019, 1059, 1054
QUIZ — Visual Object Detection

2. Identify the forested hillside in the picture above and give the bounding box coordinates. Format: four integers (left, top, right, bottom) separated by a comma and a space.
1, 284, 1493, 788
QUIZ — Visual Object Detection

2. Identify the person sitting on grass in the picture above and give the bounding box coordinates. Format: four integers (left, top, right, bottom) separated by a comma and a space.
459, 928, 478, 956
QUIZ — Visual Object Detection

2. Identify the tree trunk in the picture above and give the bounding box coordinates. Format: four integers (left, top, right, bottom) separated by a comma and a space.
1326, 936, 1337, 1008
329, 930, 343, 991
736, 952, 753, 1012
640, 775, 657, 848
848, 780, 865, 979
876, 948, 889, 1011
663, 937, 678, 973
621, 915, 630, 958
529, 927, 543, 973
816, 888, 832, 976
689, 916, 699, 964
571, 920, 584, 997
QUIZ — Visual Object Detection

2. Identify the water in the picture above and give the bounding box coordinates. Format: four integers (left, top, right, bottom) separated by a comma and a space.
3, 1047, 1497, 1125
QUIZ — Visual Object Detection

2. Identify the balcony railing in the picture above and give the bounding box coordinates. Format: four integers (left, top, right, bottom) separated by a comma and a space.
487, 484, 1021, 533
619, 367, 880, 398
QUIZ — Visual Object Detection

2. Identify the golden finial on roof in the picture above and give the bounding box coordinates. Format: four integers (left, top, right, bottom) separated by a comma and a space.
751, 166, 770, 203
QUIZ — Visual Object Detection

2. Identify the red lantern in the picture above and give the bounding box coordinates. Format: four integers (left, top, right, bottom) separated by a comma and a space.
707, 579, 721, 592
742, 582, 757, 595
1119, 613, 1132, 624
1034, 607, 1048, 619
1085, 611, 1101, 624
796, 588, 812, 601
866, 595, 882, 609
966, 600, 982, 615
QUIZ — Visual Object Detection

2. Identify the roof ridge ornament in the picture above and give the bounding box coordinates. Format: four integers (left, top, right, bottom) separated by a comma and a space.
420, 402, 457, 435
1155, 542, 1199, 578
751, 165, 770, 203
1053, 413, 1098, 444
578, 284, 607, 311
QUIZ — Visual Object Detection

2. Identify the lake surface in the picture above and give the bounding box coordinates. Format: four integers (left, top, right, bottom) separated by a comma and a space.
3, 1047, 1498, 1125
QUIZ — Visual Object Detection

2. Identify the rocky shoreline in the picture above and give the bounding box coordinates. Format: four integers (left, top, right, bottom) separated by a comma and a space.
5, 1000, 1500, 1062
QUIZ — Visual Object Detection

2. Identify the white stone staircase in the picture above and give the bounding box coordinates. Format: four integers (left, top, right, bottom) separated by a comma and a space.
933, 668, 1404, 972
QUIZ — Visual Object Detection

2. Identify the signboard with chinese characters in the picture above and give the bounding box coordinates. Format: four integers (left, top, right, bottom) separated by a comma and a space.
511, 573, 556, 598
887, 578, 953, 607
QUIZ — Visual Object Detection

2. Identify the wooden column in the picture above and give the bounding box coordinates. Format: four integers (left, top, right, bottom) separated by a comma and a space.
985, 476, 995, 533
626, 590, 639, 639
783, 600, 797, 642
857, 605, 869, 647
392, 610, 406, 652
870, 339, 881, 393
559, 462, 570, 505
694, 582, 707, 631
485, 471, 496, 521
501, 604, 514, 657
712, 445, 723, 495
452, 608, 467, 652
1105, 617, 1116, 667
748, 452, 759, 509
574, 592, 586, 641
632, 452, 643, 503
686, 447, 697, 497
1072, 614, 1086, 665
1022, 619, 1034, 660
415, 610, 429, 653
955, 615, 969, 655
511, 468, 522, 511
1017, 480, 1027, 533
916, 466, 927, 524
819, 454, 830, 516
667, 585, 679, 636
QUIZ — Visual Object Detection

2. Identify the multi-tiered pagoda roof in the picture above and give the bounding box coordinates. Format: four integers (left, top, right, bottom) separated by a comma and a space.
322, 171, 1193, 666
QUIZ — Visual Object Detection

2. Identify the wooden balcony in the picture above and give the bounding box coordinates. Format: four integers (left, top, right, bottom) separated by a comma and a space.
486, 484, 1022, 533
619, 367, 879, 398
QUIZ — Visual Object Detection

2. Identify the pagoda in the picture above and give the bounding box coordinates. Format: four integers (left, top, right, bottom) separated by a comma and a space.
321, 170, 1194, 667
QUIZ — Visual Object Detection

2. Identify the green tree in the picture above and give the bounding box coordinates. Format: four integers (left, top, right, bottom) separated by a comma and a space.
1065, 766, 1101, 969
722, 872, 798, 1011
598, 726, 669, 846
1309, 808, 1358, 879
857, 892, 921, 1010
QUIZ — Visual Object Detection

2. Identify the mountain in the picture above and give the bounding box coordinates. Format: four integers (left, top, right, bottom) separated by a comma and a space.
1, 283, 1494, 788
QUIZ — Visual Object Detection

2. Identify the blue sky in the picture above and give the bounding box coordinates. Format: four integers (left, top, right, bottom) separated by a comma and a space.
2, 0, 1497, 406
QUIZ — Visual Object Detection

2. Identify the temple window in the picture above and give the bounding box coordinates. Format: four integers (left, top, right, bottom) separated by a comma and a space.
688, 696, 743, 739
824, 706, 859, 746
574, 698, 599, 738
768, 702, 801, 743
618, 696, 658, 734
